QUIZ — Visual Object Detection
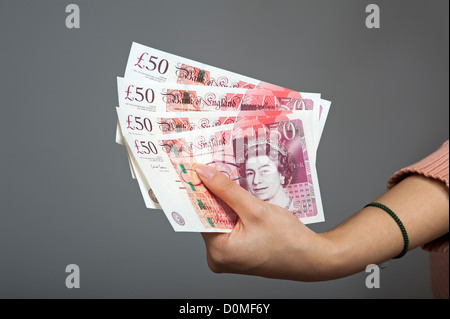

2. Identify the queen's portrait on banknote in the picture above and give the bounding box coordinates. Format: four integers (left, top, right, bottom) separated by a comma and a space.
237, 141, 298, 212
231, 118, 319, 220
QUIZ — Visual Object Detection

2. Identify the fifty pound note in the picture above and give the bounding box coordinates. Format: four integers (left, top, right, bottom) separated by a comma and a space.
118, 109, 324, 232
125, 42, 291, 91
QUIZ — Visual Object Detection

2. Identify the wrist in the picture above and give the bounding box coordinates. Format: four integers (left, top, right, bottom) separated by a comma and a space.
295, 231, 345, 281
268, 227, 343, 282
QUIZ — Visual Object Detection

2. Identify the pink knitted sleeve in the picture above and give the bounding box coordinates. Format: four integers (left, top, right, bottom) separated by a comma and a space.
387, 140, 449, 253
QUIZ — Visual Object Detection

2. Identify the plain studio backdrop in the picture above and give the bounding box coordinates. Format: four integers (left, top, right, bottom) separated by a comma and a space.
0, 1, 448, 298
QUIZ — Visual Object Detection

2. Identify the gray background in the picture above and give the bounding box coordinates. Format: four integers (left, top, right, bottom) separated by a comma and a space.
0, 0, 448, 299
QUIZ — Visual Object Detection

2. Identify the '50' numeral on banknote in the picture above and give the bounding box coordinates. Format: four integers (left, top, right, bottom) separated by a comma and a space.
124, 85, 155, 103
134, 140, 158, 155
134, 53, 169, 74
126, 115, 154, 132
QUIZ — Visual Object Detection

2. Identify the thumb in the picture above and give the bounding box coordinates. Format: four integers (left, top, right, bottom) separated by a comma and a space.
193, 163, 263, 223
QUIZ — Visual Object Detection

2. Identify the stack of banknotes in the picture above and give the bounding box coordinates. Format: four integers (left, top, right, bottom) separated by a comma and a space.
115, 42, 331, 232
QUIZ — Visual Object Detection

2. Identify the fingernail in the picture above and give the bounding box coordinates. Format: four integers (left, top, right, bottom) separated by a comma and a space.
193, 164, 216, 180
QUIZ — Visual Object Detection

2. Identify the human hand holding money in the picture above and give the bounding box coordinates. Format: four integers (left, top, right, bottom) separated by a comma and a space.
195, 164, 332, 280
115, 42, 331, 232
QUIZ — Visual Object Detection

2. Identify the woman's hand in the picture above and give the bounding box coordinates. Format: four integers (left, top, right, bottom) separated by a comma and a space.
194, 164, 335, 281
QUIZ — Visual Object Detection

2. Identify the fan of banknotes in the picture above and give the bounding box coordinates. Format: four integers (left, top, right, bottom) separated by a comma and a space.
115, 42, 331, 232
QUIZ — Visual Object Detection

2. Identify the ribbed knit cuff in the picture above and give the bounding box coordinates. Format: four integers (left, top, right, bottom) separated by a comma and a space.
387, 140, 449, 253
388, 140, 449, 190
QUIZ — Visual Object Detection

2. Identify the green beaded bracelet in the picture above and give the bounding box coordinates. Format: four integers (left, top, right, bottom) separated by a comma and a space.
364, 202, 409, 259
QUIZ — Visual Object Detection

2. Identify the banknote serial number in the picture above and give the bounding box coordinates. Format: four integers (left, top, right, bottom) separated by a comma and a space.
179, 303, 270, 316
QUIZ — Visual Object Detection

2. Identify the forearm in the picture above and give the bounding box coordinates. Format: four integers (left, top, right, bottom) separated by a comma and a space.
314, 174, 449, 280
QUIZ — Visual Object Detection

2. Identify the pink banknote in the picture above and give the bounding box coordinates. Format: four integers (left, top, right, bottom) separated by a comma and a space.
125, 42, 292, 92
155, 114, 324, 231
117, 77, 319, 113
